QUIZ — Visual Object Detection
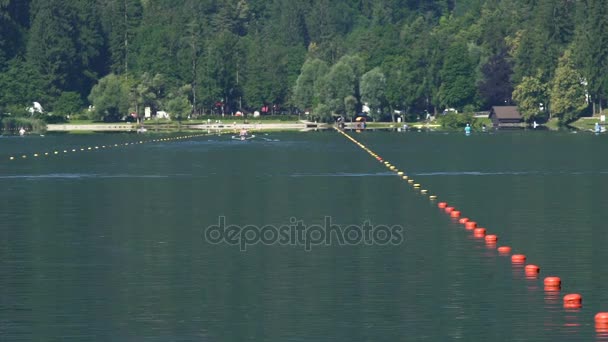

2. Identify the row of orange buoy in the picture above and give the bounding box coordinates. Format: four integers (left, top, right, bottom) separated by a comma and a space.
6, 133, 208, 161
435, 199, 596, 315
435, 189, 596, 314
334, 127, 607, 335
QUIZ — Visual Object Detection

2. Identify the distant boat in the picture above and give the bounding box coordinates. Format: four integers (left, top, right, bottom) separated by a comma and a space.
136, 127, 147, 133
232, 134, 255, 141
19, 128, 26, 136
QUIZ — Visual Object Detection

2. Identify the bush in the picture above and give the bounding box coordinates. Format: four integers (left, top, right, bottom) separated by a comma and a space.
43, 114, 68, 124
403, 112, 420, 122
437, 113, 476, 129
1, 117, 46, 132
53, 91, 84, 116
462, 104, 478, 114
4, 104, 29, 117
67, 112, 94, 121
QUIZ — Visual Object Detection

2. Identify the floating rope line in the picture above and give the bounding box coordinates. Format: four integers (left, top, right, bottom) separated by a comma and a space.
6, 133, 210, 161
335, 127, 605, 335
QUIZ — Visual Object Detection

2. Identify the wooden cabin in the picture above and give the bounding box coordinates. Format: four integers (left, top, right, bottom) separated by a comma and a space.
489, 106, 523, 127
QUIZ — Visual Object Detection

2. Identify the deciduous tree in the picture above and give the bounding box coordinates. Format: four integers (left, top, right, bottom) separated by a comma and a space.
360, 67, 387, 121
438, 41, 477, 110
512, 73, 548, 122
550, 50, 588, 123
88, 73, 129, 121
292, 58, 329, 113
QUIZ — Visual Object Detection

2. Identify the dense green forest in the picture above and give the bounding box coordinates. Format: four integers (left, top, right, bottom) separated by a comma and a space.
1, 0, 607, 124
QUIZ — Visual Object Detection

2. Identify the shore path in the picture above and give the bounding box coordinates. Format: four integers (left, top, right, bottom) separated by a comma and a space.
46, 121, 329, 132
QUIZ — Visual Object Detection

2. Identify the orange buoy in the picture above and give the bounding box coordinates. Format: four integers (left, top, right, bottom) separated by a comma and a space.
525, 265, 540, 277
544, 277, 561, 288
485, 234, 498, 243
473, 228, 486, 237
564, 293, 583, 304
596, 313, 608, 324
459, 218, 469, 224
438, 202, 448, 209
445, 206, 454, 213
511, 254, 526, 264
465, 221, 477, 230
497, 246, 511, 255
563, 303, 581, 310
596, 322, 608, 334
563, 294, 582, 308
450, 210, 461, 218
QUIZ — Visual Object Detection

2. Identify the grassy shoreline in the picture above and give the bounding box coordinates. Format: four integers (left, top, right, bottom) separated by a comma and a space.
43, 116, 604, 134
568, 116, 605, 131
46, 121, 443, 133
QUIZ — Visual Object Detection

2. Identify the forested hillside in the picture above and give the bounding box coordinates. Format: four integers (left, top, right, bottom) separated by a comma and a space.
1, 0, 607, 123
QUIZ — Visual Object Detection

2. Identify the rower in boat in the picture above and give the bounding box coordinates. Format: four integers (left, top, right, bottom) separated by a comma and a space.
232, 128, 255, 141
232, 127, 255, 141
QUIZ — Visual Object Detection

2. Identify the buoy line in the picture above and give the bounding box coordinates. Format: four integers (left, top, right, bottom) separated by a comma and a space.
6, 133, 212, 162
334, 127, 605, 335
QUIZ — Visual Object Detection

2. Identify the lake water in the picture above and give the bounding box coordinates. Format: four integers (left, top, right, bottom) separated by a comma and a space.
0, 129, 606, 341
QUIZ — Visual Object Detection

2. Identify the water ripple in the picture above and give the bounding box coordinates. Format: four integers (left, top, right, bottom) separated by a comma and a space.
2, 170, 606, 180
290, 170, 608, 177
0, 174, 170, 180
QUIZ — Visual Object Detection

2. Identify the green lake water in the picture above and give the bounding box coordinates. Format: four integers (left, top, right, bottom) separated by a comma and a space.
0, 130, 607, 341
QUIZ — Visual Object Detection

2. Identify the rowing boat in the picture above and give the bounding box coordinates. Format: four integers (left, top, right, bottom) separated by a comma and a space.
232, 135, 255, 141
